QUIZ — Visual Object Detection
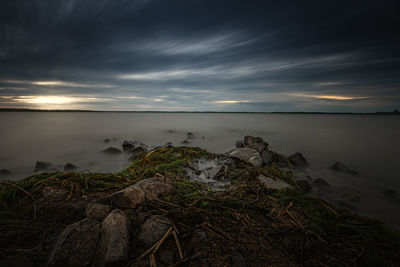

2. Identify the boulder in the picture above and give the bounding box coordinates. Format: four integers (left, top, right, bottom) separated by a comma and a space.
257, 174, 293, 190
47, 218, 101, 267
330, 162, 359, 175
261, 149, 274, 165
229, 148, 263, 168
86, 203, 111, 220
102, 147, 122, 154
235, 140, 244, 148
110, 177, 173, 208
34, 161, 57, 173
94, 210, 130, 266
311, 178, 331, 190
138, 215, 170, 247
64, 163, 77, 172
0, 169, 12, 178
296, 179, 312, 194
288, 153, 309, 168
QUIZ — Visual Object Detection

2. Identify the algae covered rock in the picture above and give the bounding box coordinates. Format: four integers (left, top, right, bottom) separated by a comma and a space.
47, 218, 101, 267
229, 148, 263, 168
86, 203, 111, 220
94, 209, 130, 266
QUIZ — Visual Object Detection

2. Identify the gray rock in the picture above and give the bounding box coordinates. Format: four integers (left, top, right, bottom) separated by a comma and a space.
94, 209, 130, 266
104, 138, 110, 143
296, 179, 312, 194
261, 149, 274, 164
102, 147, 122, 154
235, 140, 244, 148
243, 136, 264, 146
0, 169, 12, 178
138, 215, 170, 247
288, 153, 309, 168
47, 218, 101, 267
86, 203, 111, 220
330, 162, 359, 175
229, 148, 263, 168
257, 174, 293, 190
34, 161, 57, 173
311, 178, 331, 190
273, 154, 290, 168
64, 163, 77, 172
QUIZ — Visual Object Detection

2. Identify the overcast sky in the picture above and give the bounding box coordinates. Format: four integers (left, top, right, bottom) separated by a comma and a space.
0, 0, 399, 112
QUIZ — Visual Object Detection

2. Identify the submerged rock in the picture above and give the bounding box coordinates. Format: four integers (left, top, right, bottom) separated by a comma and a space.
34, 161, 57, 173
102, 147, 122, 154
95, 209, 129, 266
187, 132, 195, 139
64, 163, 77, 172
86, 203, 111, 220
288, 153, 309, 168
229, 148, 262, 168
257, 174, 293, 190
243, 136, 264, 146
122, 140, 147, 152
181, 139, 191, 145
0, 169, 12, 178
104, 138, 110, 143
330, 162, 359, 175
47, 218, 101, 267
165, 142, 173, 147
311, 178, 331, 190
138, 215, 170, 247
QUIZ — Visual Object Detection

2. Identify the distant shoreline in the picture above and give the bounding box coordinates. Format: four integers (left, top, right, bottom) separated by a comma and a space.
0, 108, 399, 115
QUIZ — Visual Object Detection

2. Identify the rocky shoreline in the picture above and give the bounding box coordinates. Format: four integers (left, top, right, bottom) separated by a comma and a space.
0, 136, 399, 266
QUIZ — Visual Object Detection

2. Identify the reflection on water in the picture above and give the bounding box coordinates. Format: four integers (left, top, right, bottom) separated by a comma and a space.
0, 112, 399, 226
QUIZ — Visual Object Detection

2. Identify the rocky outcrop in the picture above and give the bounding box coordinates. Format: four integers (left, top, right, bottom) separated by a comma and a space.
94, 209, 130, 266
86, 203, 111, 220
257, 174, 293, 190
47, 218, 101, 267
110, 177, 173, 208
229, 148, 263, 168
330, 162, 359, 175
138, 215, 170, 247
102, 147, 122, 154
288, 153, 309, 169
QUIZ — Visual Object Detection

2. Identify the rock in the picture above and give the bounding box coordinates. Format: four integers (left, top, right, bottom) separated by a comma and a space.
86, 203, 111, 220
94, 209, 129, 266
261, 149, 274, 164
243, 136, 264, 146
104, 138, 110, 143
288, 153, 309, 168
167, 129, 175, 133
159, 249, 176, 265
229, 148, 263, 168
0, 169, 12, 178
382, 189, 397, 200
165, 142, 173, 147
47, 218, 101, 267
39, 185, 69, 198
229, 253, 246, 267
186, 230, 207, 254
138, 215, 170, 247
235, 140, 244, 148
0, 255, 33, 267
110, 177, 173, 208
330, 162, 359, 175
64, 163, 77, 172
187, 132, 195, 139
181, 139, 190, 144
296, 179, 312, 194
273, 154, 290, 168
311, 178, 331, 190
199, 165, 223, 180
102, 147, 122, 154
257, 174, 293, 190
122, 140, 147, 152
34, 161, 57, 173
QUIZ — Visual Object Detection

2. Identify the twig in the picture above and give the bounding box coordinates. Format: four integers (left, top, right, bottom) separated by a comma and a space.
149, 253, 157, 267
172, 230, 184, 260
153, 226, 173, 253
0, 180, 37, 219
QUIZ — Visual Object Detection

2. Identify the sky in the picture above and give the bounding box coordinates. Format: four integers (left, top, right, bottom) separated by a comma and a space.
0, 0, 399, 112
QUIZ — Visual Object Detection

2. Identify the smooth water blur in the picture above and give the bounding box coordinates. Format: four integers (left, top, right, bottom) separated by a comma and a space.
0, 112, 399, 226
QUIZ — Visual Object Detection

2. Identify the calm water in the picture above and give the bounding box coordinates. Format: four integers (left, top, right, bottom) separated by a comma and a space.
0, 112, 399, 226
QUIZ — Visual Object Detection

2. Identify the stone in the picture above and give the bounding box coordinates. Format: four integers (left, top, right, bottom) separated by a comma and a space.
257, 174, 292, 190
138, 215, 170, 247
102, 147, 122, 154
64, 163, 77, 172
311, 178, 331, 190
243, 136, 264, 146
86, 203, 111, 220
122, 140, 147, 152
273, 154, 290, 168
94, 210, 130, 266
135, 177, 174, 200
235, 140, 244, 148
229, 148, 263, 168
330, 162, 359, 175
34, 161, 57, 173
47, 218, 101, 267
187, 132, 195, 139
0, 169, 12, 178
261, 149, 274, 165
296, 179, 312, 194
288, 153, 309, 168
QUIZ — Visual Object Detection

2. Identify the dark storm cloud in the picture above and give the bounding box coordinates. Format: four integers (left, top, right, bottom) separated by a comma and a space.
0, 0, 399, 111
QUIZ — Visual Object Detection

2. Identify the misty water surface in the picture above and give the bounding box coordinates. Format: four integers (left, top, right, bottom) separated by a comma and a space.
0, 112, 399, 226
